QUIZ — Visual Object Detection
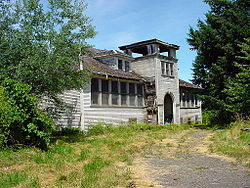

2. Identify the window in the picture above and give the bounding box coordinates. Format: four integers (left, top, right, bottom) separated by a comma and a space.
180, 91, 200, 108
170, 64, 174, 76
166, 63, 169, 75
91, 78, 99, 105
161, 61, 174, 77
161, 62, 165, 75
118, 59, 123, 70
182, 92, 186, 107
195, 96, 198, 106
91, 79, 144, 107
129, 83, 136, 106
191, 95, 194, 107
111, 81, 118, 105
125, 61, 130, 72
120, 82, 127, 106
102, 80, 109, 105
137, 84, 144, 106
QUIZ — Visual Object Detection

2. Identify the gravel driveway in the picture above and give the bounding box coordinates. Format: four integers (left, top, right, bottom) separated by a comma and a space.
131, 130, 250, 188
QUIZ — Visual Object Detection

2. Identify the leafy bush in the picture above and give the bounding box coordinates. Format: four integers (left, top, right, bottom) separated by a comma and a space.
0, 78, 54, 149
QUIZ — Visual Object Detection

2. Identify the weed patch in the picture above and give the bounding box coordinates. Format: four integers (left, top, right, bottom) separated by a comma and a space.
210, 119, 250, 166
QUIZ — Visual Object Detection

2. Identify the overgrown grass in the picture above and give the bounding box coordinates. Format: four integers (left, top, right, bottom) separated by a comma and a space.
1, 120, 248, 187
210, 119, 250, 167
0, 123, 191, 187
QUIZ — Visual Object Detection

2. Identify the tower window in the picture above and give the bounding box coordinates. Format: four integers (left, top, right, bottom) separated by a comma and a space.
161, 61, 174, 77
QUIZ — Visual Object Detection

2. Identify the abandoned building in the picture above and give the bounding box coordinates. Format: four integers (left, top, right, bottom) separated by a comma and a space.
57, 39, 202, 130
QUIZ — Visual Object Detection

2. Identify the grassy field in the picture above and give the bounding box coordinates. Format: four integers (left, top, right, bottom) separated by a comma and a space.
209, 119, 250, 167
0, 121, 249, 187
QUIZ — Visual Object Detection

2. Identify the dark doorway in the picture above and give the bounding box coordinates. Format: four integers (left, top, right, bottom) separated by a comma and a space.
164, 94, 173, 124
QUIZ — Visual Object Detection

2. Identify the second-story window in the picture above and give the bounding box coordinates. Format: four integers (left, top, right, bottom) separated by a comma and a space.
161, 61, 174, 77
125, 61, 130, 72
118, 59, 123, 70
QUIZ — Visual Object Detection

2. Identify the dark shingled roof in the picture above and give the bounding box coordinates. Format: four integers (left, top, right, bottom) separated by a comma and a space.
179, 79, 202, 89
119, 39, 180, 50
83, 49, 202, 89
82, 56, 145, 81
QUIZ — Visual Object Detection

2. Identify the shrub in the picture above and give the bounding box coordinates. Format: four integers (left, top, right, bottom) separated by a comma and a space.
0, 78, 54, 150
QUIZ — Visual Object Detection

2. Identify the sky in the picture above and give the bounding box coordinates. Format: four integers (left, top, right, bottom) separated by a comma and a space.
84, 0, 210, 82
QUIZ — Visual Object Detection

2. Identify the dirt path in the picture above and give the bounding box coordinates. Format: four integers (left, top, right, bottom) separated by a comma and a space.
131, 129, 250, 188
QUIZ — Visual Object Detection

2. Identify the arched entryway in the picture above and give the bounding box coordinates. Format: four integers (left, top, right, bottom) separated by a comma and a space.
164, 93, 173, 124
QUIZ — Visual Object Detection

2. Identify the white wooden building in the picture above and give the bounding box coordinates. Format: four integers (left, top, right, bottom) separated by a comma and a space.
57, 39, 202, 130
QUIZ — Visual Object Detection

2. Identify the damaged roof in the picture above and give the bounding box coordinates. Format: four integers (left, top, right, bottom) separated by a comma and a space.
82, 49, 202, 89
87, 48, 133, 59
82, 56, 145, 81
179, 79, 202, 89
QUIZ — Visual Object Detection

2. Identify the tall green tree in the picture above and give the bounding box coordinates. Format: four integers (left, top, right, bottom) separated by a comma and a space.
224, 38, 250, 117
0, 0, 96, 99
187, 0, 250, 123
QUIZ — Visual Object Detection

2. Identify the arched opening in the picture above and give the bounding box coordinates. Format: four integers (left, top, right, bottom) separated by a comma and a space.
164, 93, 173, 124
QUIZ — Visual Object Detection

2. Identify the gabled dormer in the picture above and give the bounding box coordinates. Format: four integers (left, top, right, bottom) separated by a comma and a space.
92, 49, 134, 72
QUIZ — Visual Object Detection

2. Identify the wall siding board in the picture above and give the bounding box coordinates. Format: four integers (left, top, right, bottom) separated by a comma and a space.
56, 90, 82, 128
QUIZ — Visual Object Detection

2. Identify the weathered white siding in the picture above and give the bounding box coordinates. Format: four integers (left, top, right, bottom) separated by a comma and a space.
56, 90, 82, 128
82, 85, 146, 130
180, 108, 202, 124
